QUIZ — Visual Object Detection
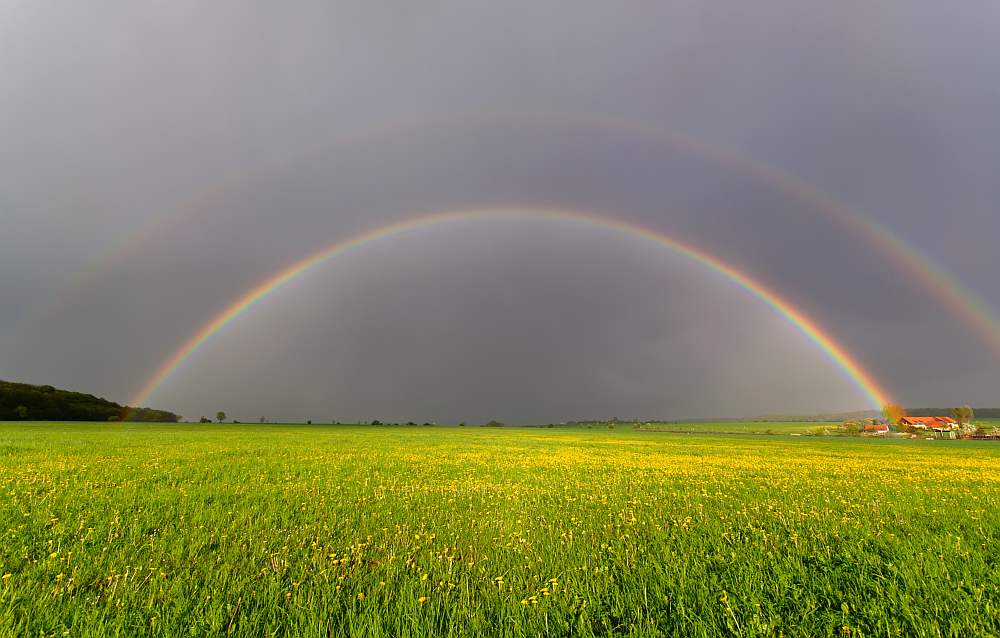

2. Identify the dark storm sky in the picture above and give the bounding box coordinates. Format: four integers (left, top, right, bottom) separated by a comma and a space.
2, 2, 998, 424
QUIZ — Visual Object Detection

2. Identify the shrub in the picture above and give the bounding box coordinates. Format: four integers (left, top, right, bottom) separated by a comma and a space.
959, 422, 978, 436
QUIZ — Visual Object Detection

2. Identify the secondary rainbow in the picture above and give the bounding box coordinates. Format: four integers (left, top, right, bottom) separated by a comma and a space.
130, 207, 893, 410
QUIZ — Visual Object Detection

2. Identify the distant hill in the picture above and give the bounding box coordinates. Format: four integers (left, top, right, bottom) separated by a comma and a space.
0, 380, 178, 422
906, 407, 1000, 419
674, 407, 1000, 423
674, 409, 881, 424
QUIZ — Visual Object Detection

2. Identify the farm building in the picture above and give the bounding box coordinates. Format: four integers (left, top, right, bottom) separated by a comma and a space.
899, 416, 957, 429
865, 424, 890, 435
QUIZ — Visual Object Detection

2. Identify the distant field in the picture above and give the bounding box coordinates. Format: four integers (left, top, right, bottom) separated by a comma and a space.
542, 421, 836, 435
636, 421, 836, 435
1, 423, 999, 636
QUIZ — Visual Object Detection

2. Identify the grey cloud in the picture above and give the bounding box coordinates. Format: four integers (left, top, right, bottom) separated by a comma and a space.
1, 2, 998, 421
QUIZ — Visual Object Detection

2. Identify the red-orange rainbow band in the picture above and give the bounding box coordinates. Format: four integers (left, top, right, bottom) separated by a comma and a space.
130, 208, 893, 411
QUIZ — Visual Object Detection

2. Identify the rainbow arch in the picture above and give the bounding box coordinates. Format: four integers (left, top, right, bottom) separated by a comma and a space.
130, 208, 893, 411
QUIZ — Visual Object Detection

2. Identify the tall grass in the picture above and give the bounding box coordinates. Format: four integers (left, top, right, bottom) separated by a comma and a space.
0, 422, 998, 636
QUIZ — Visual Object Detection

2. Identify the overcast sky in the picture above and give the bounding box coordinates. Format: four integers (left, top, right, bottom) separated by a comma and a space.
2, 2, 998, 424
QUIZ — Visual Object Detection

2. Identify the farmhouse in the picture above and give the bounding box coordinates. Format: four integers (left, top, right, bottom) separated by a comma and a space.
865, 424, 890, 435
900, 416, 957, 430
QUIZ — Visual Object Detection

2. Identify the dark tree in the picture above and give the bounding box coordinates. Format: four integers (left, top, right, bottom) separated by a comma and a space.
0, 380, 176, 422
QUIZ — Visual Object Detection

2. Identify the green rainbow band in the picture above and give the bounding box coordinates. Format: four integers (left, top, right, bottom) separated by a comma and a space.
131, 208, 893, 410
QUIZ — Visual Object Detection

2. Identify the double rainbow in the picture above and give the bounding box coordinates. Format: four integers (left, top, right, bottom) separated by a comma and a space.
15, 112, 1000, 366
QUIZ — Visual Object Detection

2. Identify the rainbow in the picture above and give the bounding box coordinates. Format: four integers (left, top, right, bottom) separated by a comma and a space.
130, 208, 893, 410
11, 111, 1000, 368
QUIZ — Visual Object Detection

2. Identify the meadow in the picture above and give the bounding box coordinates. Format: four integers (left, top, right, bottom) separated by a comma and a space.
1, 423, 998, 637
631, 421, 830, 435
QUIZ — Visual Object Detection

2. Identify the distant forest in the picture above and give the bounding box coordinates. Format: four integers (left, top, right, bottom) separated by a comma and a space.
906, 407, 1000, 419
0, 380, 178, 422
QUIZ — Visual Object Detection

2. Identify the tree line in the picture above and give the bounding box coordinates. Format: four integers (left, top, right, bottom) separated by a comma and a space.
904, 407, 1000, 419
0, 380, 178, 422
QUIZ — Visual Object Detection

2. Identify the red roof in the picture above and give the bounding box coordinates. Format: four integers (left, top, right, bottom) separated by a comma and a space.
900, 416, 957, 426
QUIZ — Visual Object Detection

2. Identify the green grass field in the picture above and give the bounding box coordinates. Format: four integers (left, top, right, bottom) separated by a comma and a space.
2, 422, 999, 637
